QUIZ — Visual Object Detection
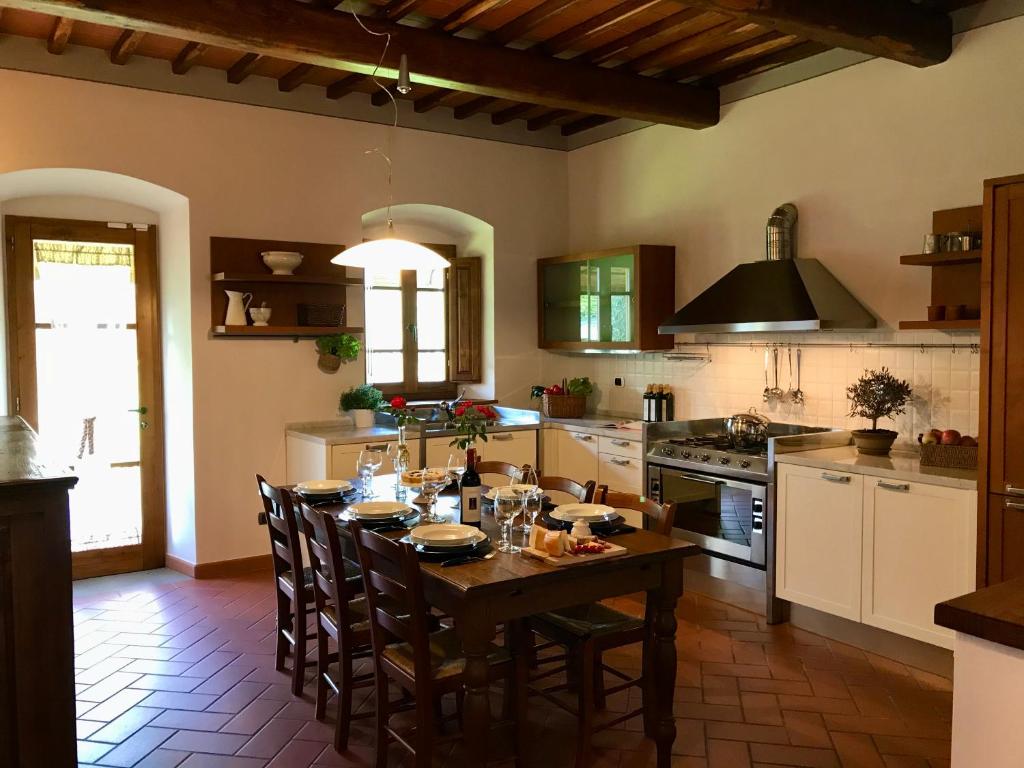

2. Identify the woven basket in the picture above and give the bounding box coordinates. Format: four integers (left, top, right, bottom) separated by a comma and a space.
542, 393, 587, 419
920, 443, 978, 470
298, 303, 345, 327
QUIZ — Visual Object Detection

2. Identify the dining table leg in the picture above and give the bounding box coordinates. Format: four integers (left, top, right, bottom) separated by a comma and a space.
458, 610, 496, 766
649, 560, 684, 768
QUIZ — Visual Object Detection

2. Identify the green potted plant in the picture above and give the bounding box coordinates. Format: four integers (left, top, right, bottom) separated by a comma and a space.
315, 333, 361, 373
340, 384, 384, 429
847, 367, 913, 455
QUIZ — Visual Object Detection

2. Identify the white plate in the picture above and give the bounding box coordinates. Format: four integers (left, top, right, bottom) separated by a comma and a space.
409, 524, 486, 548
350, 501, 412, 520
485, 485, 540, 501
296, 479, 353, 496
550, 503, 617, 523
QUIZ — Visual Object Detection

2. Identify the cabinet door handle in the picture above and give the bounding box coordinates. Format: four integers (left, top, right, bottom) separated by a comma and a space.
1006, 500, 1024, 511
821, 472, 851, 483
1007, 484, 1024, 497
610, 458, 631, 467
611, 439, 631, 447
492, 434, 513, 441
574, 434, 594, 442
878, 481, 910, 492
365, 443, 388, 451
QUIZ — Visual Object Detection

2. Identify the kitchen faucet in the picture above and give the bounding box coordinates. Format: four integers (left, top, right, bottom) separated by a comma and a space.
437, 389, 466, 422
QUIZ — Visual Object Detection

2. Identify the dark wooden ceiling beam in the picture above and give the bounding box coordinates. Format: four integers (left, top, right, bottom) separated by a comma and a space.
706, 39, 827, 84
227, 52, 262, 83
435, 0, 511, 34
488, 0, 582, 47
279, 62, 315, 91
380, 0, 430, 21
491, 102, 535, 125
2, 0, 718, 127
672, 0, 951, 67
413, 88, 449, 112
582, 8, 707, 65
674, 31, 797, 79
541, 0, 663, 55
627, 19, 755, 73
171, 40, 206, 74
561, 114, 615, 136
527, 109, 571, 131
46, 16, 74, 54
109, 28, 144, 64
326, 72, 364, 99
454, 95, 494, 120
370, 88, 394, 107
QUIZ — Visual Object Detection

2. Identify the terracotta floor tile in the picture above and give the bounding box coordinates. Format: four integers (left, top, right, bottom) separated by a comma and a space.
139, 691, 220, 711
88, 706, 164, 744
749, 743, 840, 767
264, 739, 326, 768
162, 729, 251, 755
830, 732, 886, 768
92, 725, 176, 767
741, 692, 784, 726
150, 710, 235, 730
708, 739, 752, 767
131, 674, 203, 693
871, 736, 951, 761
133, 748, 191, 767
783, 711, 832, 749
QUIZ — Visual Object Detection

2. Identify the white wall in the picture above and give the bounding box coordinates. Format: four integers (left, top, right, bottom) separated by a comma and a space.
545, 16, 1024, 443
0, 69, 567, 564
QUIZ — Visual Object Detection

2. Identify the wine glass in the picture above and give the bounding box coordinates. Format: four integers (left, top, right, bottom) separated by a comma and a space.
356, 449, 383, 499
493, 487, 521, 554
514, 465, 539, 532
447, 452, 466, 506
419, 467, 450, 524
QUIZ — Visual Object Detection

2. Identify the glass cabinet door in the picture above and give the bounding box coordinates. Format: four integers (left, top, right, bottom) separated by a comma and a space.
541, 257, 589, 343
541, 250, 637, 346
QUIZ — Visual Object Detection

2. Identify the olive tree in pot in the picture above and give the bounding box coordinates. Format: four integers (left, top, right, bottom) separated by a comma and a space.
847, 367, 913, 456
340, 384, 384, 429
315, 333, 360, 373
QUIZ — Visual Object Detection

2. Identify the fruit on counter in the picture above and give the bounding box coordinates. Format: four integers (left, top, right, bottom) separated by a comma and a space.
960, 435, 978, 447
920, 431, 939, 445
530, 377, 593, 399
941, 429, 962, 445
917, 429, 977, 447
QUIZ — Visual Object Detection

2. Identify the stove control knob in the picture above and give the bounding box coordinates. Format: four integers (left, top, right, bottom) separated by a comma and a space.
681, 451, 692, 460
718, 456, 731, 465
700, 453, 711, 463
660, 446, 673, 456
739, 459, 751, 469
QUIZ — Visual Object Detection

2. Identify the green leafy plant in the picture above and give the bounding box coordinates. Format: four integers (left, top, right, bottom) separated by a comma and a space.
315, 333, 361, 362
566, 377, 593, 396
847, 367, 913, 432
530, 377, 593, 398
340, 384, 385, 412
449, 402, 499, 450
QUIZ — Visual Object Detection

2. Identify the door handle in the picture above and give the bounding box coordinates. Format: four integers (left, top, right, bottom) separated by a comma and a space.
492, 434, 513, 441
1006, 500, 1024, 511
611, 439, 632, 447
1007, 484, 1024, 497
365, 444, 388, 451
609, 458, 631, 467
129, 406, 149, 430
573, 434, 594, 442
821, 472, 851, 483
877, 481, 910, 492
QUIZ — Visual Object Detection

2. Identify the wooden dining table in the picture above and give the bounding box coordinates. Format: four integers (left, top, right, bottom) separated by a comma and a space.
308, 475, 700, 767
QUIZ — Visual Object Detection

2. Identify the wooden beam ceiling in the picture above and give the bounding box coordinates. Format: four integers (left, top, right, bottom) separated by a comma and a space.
109, 28, 143, 65
45, 16, 73, 54
227, 52, 262, 84
171, 41, 206, 74
674, 0, 952, 67
278, 62, 315, 92
1, 0, 720, 129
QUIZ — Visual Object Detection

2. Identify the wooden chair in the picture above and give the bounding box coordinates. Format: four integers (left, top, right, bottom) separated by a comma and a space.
536, 476, 596, 504
527, 488, 677, 768
256, 474, 318, 696
475, 460, 521, 484
299, 504, 376, 752
350, 522, 528, 768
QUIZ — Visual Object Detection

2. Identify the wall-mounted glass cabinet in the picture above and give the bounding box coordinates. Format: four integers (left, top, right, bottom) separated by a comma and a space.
537, 245, 676, 351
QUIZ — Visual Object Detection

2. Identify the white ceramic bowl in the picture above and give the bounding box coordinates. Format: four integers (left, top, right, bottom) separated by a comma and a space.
295, 479, 352, 496
249, 307, 272, 326
261, 251, 303, 275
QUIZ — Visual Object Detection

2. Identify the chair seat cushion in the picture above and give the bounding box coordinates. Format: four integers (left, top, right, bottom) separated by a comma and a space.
382, 628, 508, 681
532, 602, 644, 639
323, 597, 373, 635
280, 566, 313, 590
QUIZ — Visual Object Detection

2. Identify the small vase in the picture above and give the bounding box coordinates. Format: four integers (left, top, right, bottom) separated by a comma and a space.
349, 409, 375, 429
394, 425, 410, 500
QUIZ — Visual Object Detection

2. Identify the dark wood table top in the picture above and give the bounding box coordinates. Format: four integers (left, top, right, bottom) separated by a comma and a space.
935, 576, 1024, 652
312, 475, 700, 598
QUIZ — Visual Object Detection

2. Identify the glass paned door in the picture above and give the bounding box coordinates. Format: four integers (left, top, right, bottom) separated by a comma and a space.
5, 218, 164, 579
541, 251, 636, 345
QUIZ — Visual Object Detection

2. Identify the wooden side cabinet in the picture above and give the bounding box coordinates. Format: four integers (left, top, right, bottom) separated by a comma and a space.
537, 245, 675, 351
980, 174, 1024, 585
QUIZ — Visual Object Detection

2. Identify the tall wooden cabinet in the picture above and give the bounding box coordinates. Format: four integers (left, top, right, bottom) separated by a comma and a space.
980, 174, 1024, 585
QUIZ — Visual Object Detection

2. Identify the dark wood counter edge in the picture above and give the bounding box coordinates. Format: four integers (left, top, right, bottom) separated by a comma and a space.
935, 576, 1024, 652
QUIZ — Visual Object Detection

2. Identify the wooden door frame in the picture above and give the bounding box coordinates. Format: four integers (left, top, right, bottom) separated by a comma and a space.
3, 215, 166, 577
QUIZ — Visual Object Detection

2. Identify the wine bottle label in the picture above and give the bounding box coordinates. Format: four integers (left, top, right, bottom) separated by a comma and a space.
461, 486, 481, 525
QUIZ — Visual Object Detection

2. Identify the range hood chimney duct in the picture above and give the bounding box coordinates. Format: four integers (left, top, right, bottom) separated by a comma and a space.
766, 203, 797, 262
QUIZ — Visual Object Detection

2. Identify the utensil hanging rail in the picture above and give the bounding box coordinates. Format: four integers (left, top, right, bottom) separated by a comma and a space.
668, 341, 980, 354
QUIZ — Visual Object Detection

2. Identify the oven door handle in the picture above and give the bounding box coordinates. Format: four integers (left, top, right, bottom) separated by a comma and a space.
666, 471, 726, 487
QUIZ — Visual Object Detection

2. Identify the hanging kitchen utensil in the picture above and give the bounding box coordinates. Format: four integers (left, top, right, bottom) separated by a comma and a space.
792, 347, 805, 404
770, 347, 785, 400
763, 348, 772, 402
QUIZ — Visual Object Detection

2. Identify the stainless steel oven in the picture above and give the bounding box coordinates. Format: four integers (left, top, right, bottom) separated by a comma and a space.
648, 464, 766, 568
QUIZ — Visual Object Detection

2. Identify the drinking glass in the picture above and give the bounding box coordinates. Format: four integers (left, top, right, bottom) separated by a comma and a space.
387, 443, 408, 499
515, 466, 539, 532
493, 487, 521, 554
420, 468, 450, 524
356, 449, 383, 499
447, 452, 467, 507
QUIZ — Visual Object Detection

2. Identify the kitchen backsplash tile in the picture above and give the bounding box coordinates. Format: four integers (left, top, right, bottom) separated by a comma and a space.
541, 332, 980, 447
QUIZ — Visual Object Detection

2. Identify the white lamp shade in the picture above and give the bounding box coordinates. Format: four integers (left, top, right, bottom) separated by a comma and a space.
331, 238, 450, 271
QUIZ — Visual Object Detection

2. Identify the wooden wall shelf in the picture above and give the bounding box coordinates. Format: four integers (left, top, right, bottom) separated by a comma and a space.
212, 271, 364, 286
898, 319, 980, 331
900, 250, 981, 267
212, 325, 364, 338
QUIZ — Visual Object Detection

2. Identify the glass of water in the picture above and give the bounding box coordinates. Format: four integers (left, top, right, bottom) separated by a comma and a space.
493, 487, 521, 554
420, 468, 450, 524
356, 449, 383, 499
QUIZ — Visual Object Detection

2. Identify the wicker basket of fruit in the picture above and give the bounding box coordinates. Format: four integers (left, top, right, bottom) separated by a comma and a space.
532, 378, 593, 419
918, 429, 978, 470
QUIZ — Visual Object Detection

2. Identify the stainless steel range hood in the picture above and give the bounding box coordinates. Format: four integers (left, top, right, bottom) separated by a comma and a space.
658, 204, 876, 334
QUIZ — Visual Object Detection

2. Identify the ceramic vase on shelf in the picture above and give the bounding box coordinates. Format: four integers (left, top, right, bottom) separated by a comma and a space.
224, 290, 253, 326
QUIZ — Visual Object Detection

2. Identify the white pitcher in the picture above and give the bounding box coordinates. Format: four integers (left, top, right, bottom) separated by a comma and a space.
224, 290, 253, 326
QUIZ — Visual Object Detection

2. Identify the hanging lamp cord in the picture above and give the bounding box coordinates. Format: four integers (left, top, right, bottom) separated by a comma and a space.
348, 2, 400, 230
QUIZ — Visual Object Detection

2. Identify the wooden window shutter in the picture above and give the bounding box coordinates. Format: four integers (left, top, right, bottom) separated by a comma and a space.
447, 256, 482, 382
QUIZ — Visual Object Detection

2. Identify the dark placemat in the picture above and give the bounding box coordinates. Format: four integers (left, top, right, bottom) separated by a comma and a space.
400, 536, 492, 562
540, 511, 623, 532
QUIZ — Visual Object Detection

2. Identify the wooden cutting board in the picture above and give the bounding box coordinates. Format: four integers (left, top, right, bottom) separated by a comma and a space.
521, 541, 629, 567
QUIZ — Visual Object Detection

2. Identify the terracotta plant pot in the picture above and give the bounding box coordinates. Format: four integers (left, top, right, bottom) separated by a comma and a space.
317, 352, 341, 373
851, 429, 898, 456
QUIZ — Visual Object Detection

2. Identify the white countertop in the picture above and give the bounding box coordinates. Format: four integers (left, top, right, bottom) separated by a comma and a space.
776, 445, 977, 490
540, 415, 645, 441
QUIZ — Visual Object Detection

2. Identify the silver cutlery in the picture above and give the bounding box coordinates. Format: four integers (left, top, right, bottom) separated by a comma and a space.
441, 550, 497, 568
763, 348, 772, 402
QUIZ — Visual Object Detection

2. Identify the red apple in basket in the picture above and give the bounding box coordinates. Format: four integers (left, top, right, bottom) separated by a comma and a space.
960, 436, 978, 447
941, 429, 962, 446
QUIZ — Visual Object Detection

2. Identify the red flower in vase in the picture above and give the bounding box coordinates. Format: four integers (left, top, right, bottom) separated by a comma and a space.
390, 396, 407, 409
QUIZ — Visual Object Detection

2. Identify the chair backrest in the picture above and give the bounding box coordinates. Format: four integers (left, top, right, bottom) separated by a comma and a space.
256, 474, 303, 581
350, 522, 435, 675
299, 503, 359, 630
597, 487, 676, 537
475, 460, 520, 482
537, 476, 596, 504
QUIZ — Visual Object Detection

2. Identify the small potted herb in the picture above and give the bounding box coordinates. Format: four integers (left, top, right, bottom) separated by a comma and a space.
340, 384, 384, 428
847, 367, 913, 455
315, 333, 361, 373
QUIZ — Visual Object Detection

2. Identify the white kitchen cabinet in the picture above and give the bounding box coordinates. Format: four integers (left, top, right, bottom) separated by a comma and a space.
862, 478, 976, 648
286, 435, 420, 484
598, 451, 644, 526
776, 463, 864, 622
553, 430, 600, 486
476, 430, 537, 473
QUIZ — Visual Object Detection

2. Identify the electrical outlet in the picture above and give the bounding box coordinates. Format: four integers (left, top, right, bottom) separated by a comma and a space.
614, 377, 624, 387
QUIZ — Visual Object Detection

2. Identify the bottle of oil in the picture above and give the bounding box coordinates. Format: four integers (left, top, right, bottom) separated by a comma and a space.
642, 385, 654, 422
653, 384, 665, 422
663, 384, 675, 421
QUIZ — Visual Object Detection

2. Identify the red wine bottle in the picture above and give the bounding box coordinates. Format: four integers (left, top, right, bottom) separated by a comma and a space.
460, 448, 482, 528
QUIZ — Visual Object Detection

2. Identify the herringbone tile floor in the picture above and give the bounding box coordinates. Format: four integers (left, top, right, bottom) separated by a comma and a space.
72, 572, 953, 767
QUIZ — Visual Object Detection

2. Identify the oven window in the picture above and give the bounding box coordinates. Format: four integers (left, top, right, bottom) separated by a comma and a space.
661, 473, 754, 547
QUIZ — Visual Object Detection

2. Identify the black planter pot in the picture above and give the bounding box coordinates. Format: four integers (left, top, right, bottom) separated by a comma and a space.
851, 429, 898, 456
